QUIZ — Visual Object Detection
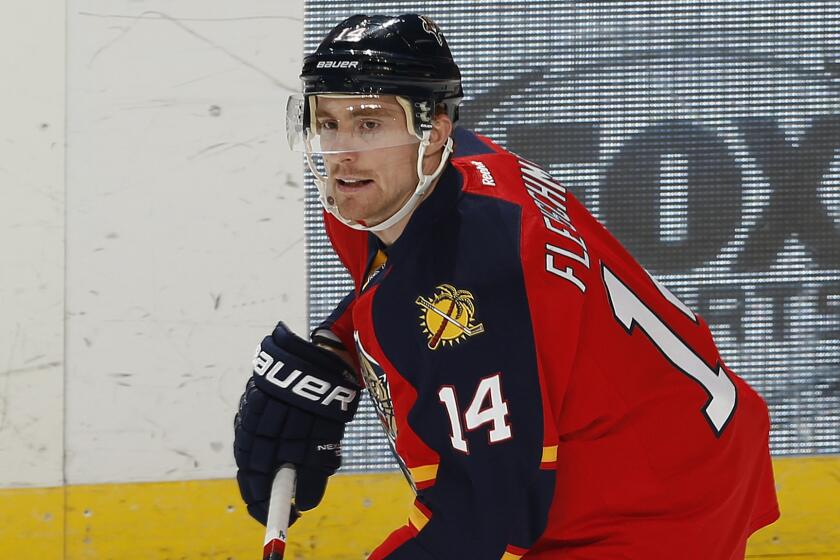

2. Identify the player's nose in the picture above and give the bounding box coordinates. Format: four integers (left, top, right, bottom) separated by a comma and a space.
324, 151, 357, 169
337, 150, 359, 163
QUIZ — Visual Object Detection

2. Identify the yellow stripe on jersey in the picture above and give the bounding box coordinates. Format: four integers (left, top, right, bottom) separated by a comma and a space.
408, 502, 430, 532
363, 249, 388, 289
501, 552, 523, 560
409, 463, 439, 484
370, 249, 387, 270
541, 445, 558, 463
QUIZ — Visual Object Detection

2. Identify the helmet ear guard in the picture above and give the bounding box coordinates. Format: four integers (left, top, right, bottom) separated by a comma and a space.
397, 97, 427, 139
397, 97, 459, 139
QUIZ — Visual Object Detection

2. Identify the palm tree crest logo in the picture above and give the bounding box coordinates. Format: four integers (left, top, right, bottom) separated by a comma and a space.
416, 284, 485, 350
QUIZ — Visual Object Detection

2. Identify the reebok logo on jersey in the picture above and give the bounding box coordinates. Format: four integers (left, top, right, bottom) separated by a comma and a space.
416, 284, 485, 350
470, 160, 496, 186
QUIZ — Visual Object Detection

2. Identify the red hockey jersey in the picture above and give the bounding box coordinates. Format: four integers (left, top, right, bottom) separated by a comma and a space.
317, 128, 779, 559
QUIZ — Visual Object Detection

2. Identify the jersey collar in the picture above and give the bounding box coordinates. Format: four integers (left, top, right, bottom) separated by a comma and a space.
377, 158, 463, 265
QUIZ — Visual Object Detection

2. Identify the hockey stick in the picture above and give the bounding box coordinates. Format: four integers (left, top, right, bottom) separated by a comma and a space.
263, 463, 297, 560
415, 297, 485, 336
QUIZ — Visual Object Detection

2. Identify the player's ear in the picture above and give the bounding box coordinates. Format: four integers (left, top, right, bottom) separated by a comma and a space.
424, 113, 453, 158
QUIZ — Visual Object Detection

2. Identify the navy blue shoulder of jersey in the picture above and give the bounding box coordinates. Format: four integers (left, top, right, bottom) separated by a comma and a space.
451, 126, 498, 158
369, 149, 554, 557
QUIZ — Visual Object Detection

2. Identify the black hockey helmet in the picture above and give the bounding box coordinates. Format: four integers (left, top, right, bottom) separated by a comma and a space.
299, 14, 463, 138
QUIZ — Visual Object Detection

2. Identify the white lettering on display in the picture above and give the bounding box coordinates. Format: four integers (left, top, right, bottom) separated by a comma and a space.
518, 159, 590, 292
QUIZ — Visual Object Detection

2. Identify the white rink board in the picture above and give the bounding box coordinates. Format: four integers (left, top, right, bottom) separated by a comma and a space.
64, 1, 306, 485
0, 0, 66, 488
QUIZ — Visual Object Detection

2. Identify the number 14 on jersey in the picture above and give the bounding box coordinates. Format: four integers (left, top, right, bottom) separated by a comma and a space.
438, 374, 512, 454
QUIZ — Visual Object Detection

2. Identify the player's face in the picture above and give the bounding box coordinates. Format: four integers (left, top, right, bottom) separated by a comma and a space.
316, 96, 423, 227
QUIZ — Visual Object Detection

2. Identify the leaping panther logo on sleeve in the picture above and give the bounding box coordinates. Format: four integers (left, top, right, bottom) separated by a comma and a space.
354, 331, 396, 439
353, 330, 419, 491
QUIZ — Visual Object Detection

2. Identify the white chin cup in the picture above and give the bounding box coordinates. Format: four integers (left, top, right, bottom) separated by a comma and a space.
307, 132, 454, 232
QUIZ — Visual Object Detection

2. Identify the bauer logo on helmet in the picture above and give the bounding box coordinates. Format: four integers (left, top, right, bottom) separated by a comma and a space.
316, 60, 360, 69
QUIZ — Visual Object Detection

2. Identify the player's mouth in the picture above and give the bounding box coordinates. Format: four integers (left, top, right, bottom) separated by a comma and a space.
335, 177, 375, 192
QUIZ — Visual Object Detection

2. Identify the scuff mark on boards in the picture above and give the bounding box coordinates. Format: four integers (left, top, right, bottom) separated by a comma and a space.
77, 11, 298, 90
89, 25, 133, 66
78, 12, 303, 23
170, 448, 200, 468
0, 361, 62, 377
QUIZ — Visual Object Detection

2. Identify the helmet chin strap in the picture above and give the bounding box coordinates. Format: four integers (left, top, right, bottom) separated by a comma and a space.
307, 132, 454, 232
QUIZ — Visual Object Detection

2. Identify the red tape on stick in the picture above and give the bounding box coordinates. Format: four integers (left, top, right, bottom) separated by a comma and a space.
263, 538, 286, 560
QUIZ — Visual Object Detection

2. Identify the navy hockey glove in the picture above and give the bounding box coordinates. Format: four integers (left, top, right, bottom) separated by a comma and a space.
233, 322, 360, 525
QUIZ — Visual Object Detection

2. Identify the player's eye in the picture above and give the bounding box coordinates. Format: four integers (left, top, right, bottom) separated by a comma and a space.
359, 120, 381, 132
318, 120, 338, 131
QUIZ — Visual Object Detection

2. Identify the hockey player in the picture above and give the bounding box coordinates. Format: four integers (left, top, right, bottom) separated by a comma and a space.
234, 14, 779, 559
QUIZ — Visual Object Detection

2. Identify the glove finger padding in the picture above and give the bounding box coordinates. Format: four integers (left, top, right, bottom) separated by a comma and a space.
234, 322, 361, 525
295, 465, 331, 511
234, 392, 341, 494
240, 479, 302, 527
